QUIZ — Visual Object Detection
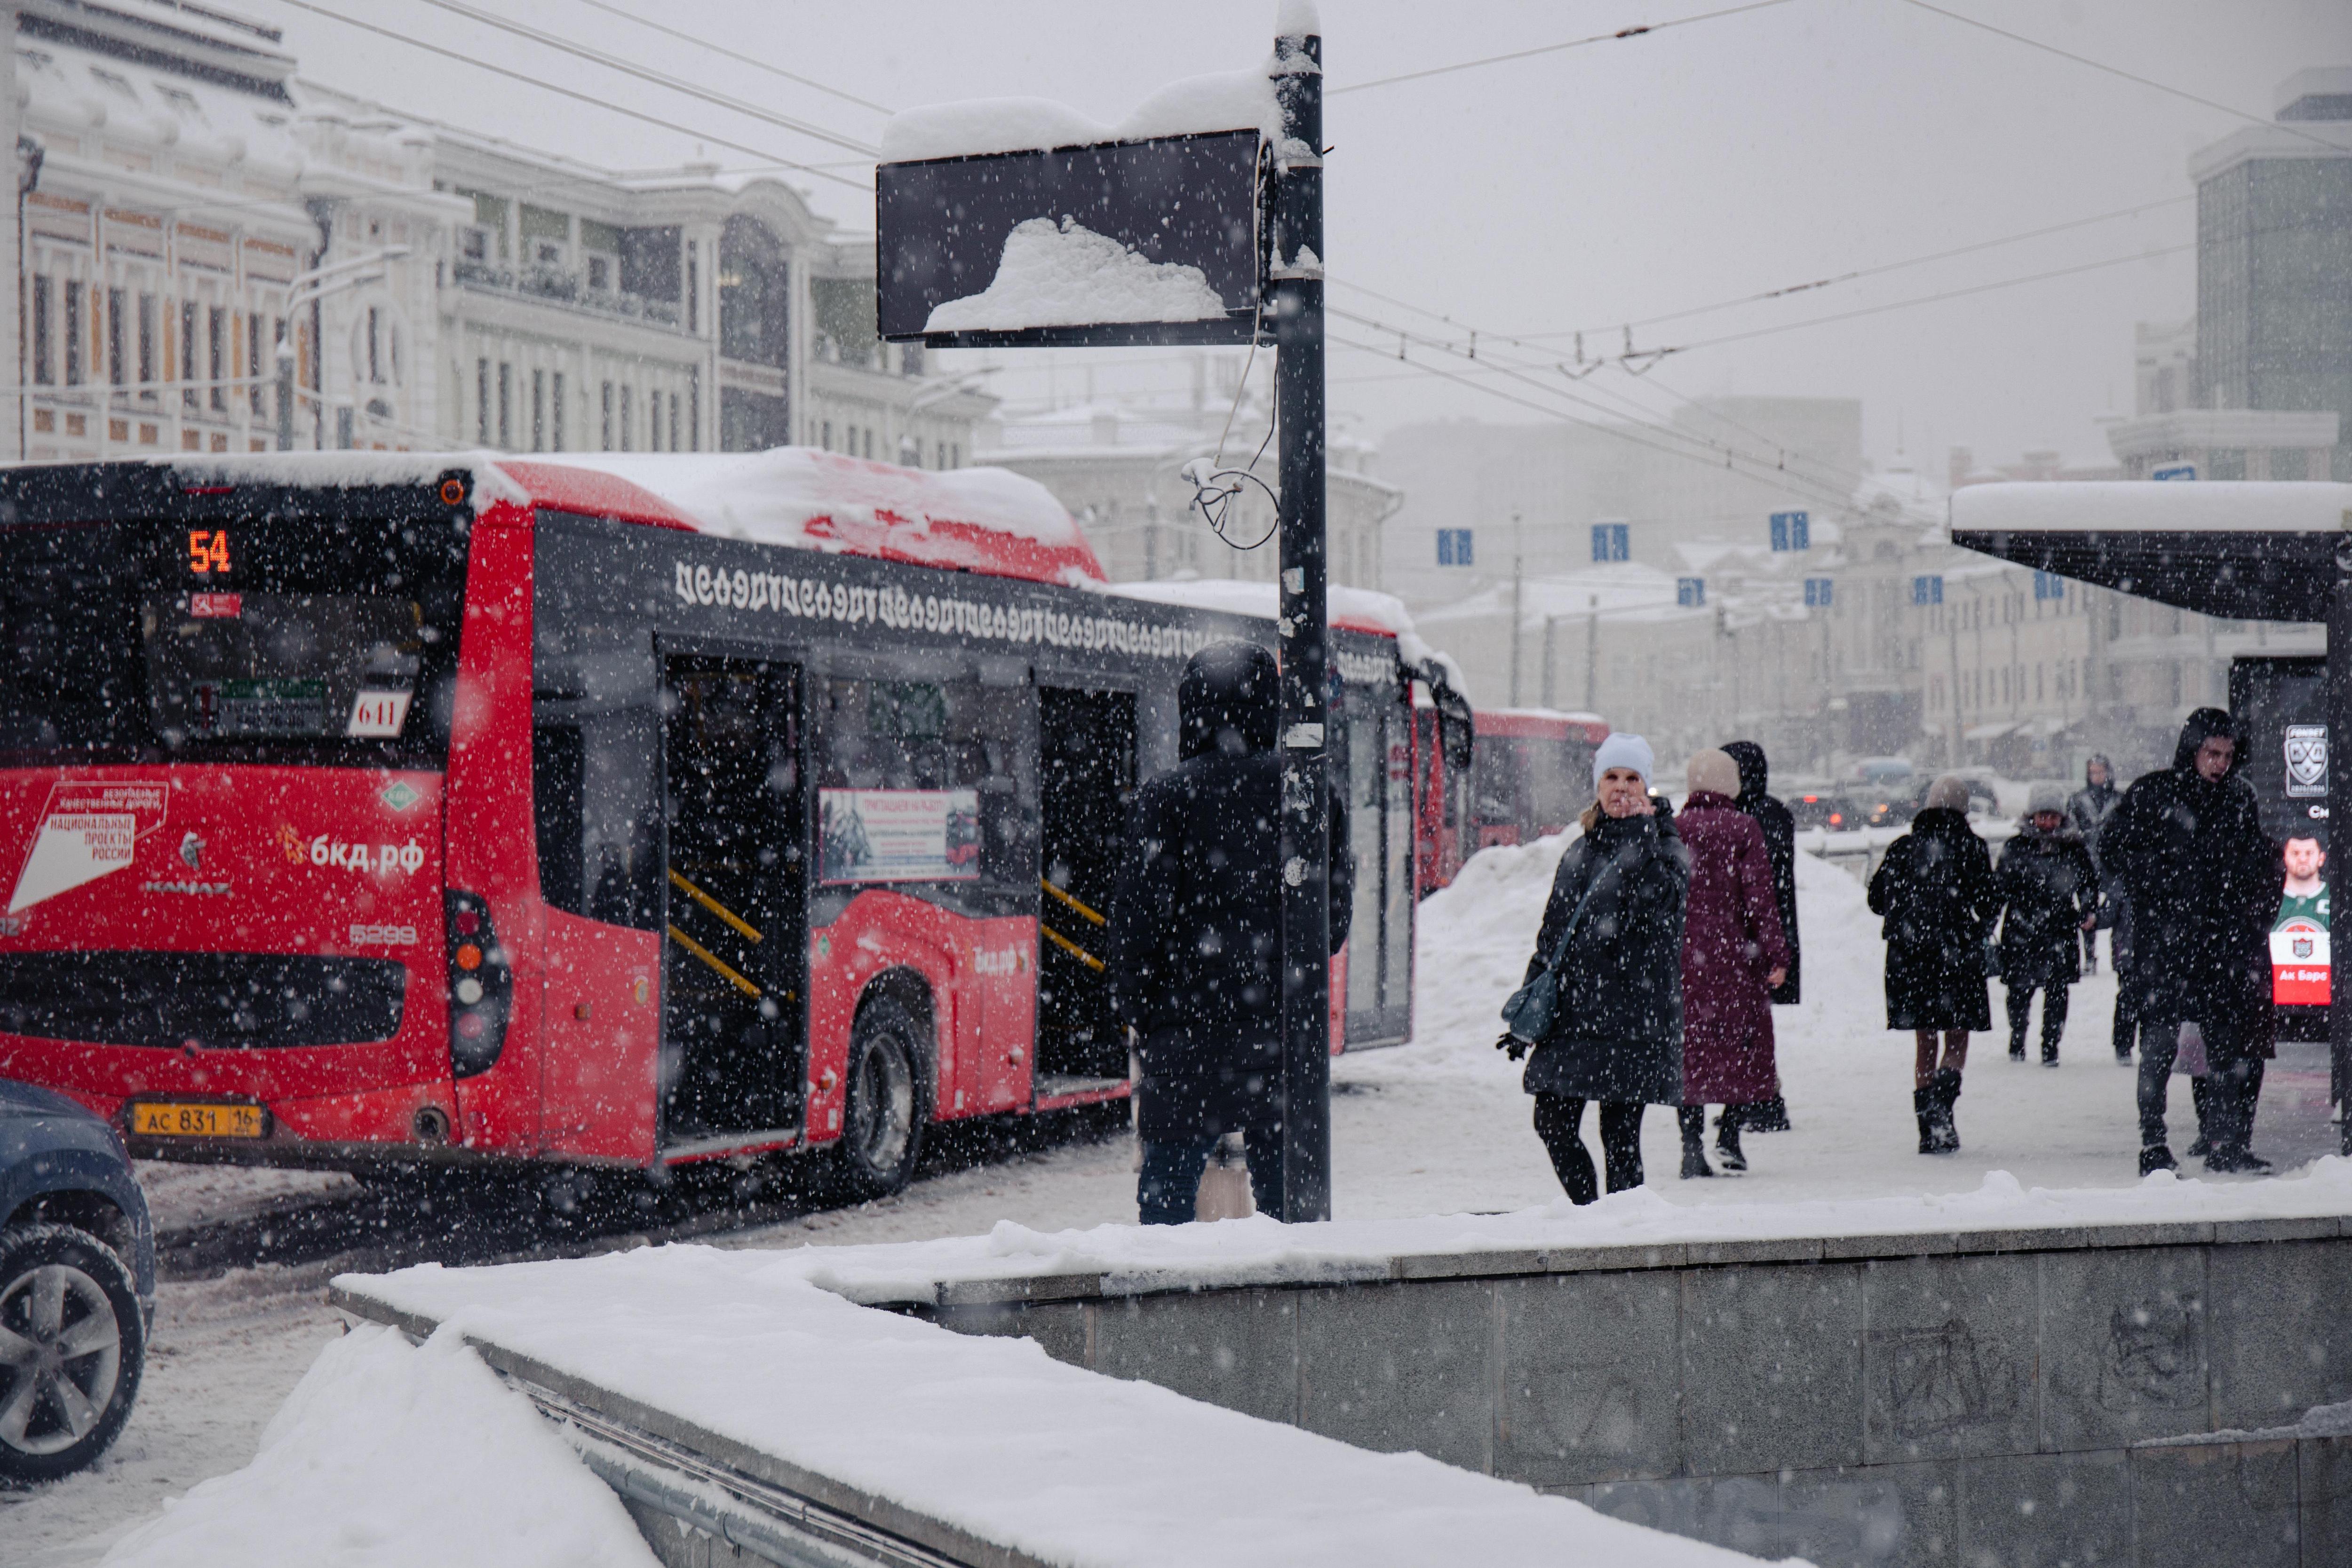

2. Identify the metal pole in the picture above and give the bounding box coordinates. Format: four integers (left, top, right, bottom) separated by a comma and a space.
1272, 18, 1329, 1222
1585, 594, 1598, 713
2330, 572, 2352, 1156
1541, 615, 1558, 710
1508, 510, 1524, 706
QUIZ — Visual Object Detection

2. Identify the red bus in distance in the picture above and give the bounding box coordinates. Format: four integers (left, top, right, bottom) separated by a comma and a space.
0, 451, 1449, 1193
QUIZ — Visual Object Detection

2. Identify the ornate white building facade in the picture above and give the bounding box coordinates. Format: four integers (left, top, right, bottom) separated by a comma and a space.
3, 0, 990, 464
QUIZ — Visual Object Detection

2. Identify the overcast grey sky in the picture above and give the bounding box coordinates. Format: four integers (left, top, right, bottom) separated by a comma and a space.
249, 0, 2351, 476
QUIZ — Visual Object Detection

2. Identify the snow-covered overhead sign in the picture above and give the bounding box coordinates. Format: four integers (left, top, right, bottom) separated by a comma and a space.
876, 68, 1278, 347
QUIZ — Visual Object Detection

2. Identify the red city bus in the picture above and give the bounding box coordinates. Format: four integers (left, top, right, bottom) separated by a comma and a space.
0, 451, 1438, 1193
1414, 707, 1608, 894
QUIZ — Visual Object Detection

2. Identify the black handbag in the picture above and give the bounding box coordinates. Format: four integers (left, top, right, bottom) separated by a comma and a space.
1500, 854, 1611, 1045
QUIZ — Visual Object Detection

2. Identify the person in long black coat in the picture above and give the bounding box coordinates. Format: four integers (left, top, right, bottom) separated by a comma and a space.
2067, 754, 2122, 978
1108, 641, 1352, 1225
1993, 782, 2099, 1066
1723, 739, 1798, 1132
1501, 733, 1689, 1204
1867, 777, 1997, 1155
2099, 708, 2279, 1175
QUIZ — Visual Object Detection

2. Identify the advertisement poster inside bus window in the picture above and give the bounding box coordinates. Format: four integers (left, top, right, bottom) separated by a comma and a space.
2229, 655, 2329, 1010
819, 788, 980, 884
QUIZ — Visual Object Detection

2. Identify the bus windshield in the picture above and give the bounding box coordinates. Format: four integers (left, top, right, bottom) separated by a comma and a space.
0, 510, 469, 767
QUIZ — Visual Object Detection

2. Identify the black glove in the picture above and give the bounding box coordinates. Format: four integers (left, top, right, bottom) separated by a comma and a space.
1494, 1030, 1531, 1061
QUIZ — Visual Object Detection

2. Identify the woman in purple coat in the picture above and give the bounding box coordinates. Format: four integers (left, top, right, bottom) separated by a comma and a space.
1677, 749, 1790, 1178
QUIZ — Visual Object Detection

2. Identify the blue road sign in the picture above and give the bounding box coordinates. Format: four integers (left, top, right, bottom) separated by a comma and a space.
1677, 577, 1705, 608
1437, 528, 1473, 567
1804, 577, 1833, 608
1912, 575, 1944, 607
1769, 510, 1810, 552
1591, 522, 1629, 562
2152, 463, 2197, 481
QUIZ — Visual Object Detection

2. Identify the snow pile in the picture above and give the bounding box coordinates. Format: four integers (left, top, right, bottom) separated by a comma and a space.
884, 67, 1280, 163
101, 1324, 654, 1568
769, 1159, 2352, 1304
337, 1251, 1768, 1568
925, 217, 1228, 332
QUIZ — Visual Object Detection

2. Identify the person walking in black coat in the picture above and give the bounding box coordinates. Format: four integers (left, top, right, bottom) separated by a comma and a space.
1868, 776, 1997, 1154
1724, 739, 1799, 1133
1994, 783, 2100, 1066
1108, 641, 1353, 1224
2067, 755, 2122, 978
1499, 732, 1689, 1204
2099, 708, 2280, 1175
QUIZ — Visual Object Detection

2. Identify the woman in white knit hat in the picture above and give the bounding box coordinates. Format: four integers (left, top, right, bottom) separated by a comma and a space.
1497, 733, 1689, 1202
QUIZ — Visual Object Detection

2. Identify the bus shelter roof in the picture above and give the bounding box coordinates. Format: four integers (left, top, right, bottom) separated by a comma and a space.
1948, 481, 2352, 624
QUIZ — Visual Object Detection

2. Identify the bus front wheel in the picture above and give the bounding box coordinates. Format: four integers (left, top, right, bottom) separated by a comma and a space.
835, 998, 929, 1199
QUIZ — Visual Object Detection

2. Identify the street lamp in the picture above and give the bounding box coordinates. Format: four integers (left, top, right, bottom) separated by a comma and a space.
275, 246, 410, 451
890, 368, 995, 467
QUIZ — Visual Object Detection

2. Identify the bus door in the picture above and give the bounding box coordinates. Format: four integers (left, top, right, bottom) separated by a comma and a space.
659, 656, 807, 1147
1036, 686, 1136, 1086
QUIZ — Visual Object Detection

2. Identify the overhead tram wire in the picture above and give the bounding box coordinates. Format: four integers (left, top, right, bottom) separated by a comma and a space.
1326, 190, 2194, 358
571, 0, 895, 118
1328, 0, 1799, 96
1327, 332, 1861, 518
404, 0, 880, 158
1328, 305, 1869, 507
1899, 0, 2351, 155
271, 0, 873, 191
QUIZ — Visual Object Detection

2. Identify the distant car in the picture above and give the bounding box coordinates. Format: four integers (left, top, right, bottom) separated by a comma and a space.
1788, 791, 1862, 831
1867, 776, 2001, 829
0, 1078, 152, 1483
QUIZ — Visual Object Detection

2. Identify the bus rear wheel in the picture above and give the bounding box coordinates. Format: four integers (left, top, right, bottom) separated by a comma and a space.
836, 998, 928, 1199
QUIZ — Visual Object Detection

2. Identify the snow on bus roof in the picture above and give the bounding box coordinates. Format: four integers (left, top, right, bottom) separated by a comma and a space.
1950, 480, 2352, 535
139, 448, 1108, 589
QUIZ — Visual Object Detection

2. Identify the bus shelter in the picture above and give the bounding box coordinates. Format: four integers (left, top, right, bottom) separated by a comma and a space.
1950, 480, 2352, 1155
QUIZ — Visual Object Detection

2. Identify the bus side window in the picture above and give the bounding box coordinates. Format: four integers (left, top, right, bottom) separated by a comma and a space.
535, 707, 661, 929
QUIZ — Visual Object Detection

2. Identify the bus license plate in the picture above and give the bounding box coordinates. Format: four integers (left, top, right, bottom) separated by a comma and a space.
129, 1101, 267, 1139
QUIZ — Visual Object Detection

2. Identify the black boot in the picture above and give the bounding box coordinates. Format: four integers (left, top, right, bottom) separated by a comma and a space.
2186, 1078, 2212, 1159
1715, 1116, 1747, 1173
2140, 1143, 2178, 1176
1914, 1087, 1937, 1155
1930, 1068, 1963, 1153
1678, 1106, 1715, 1179
1745, 1096, 1793, 1132
2042, 1038, 2060, 1067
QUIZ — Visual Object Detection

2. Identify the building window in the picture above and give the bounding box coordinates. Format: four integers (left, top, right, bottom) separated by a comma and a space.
2271, 449, 2309, 482
620, 385, 632, 452
552, 372, 565, 451
208, 308, 226, 412
32, 277, 52, 386
668, 392, 680, 453
686, 240, 699, 335
498, 362, 512, 449
65, 284, 81, 385
820, 420, 831, 451
107, 288, 126, 387
136, 294, 156, 401
600, 380, 613, 450
249, 314, 264, 415
178, 301, 196, 409
646, 389, 661, 452
2209, 448, 2247, 481
689, 372, 699, 451
477, 358, 490, 444
532, 368, 545, 452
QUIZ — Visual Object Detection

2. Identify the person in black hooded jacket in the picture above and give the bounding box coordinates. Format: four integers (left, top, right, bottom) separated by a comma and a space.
2099, 708, 2279, 1175
1109, 641, 1352, 1224
1868, 777, 1997, 1154
1723, 739, 1798, 1133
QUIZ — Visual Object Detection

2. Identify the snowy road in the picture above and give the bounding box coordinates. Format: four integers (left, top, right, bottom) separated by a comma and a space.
8, 844, 2341, 1563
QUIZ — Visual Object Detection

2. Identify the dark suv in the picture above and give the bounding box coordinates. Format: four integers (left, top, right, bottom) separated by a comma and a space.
0, 1078, 152, 1483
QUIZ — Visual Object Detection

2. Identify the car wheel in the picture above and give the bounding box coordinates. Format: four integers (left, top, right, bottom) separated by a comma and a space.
0, 1222, 145, 1484
836, 998, 929, 1199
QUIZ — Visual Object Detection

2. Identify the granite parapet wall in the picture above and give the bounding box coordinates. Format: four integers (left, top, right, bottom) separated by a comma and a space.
917, 1217, 2352, 1567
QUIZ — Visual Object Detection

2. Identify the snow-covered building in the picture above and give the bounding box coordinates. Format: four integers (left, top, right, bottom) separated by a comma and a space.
2, 0, 993, 461
978, 389, 1401, 591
